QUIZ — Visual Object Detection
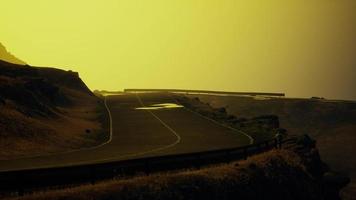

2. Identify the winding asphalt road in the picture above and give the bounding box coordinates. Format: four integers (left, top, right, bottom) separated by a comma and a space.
0, 92, 252, 172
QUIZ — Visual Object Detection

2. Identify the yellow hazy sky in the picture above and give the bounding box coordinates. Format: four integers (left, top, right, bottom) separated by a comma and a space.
1, 0, 356, 100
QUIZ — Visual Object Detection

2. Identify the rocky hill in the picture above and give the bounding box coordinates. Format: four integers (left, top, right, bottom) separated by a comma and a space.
0, 60, 92, 117
0, 43, 26, 65
0, 60, 108, 159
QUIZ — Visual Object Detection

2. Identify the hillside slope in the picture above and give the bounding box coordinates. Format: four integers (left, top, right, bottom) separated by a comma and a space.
0, 43, 26, 65
188, 94, 356, 199
0, 60, 108, 159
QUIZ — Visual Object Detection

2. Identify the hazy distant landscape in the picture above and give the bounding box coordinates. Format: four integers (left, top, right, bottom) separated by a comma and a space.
1, 1, 356, 199
0, 41, 355, 199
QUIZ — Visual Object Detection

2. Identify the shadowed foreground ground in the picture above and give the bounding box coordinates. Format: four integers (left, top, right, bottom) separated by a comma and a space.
5, 149, 330, 200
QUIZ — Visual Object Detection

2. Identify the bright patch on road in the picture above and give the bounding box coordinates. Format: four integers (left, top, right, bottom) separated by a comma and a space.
253, 96, 271, 100
135, 103, 183, 110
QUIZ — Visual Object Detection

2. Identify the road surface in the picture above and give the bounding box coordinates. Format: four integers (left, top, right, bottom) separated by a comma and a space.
0, 92, 252, 172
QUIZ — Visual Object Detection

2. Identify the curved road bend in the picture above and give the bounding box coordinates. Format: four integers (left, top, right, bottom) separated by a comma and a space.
0, 92, 251, 172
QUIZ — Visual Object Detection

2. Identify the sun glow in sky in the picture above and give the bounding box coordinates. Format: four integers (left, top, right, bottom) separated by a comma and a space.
1, 0, 356, 100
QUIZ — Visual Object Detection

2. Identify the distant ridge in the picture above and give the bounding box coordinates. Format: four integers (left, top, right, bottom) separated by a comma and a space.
0, 42, 26, 65
124, 88, 285, 97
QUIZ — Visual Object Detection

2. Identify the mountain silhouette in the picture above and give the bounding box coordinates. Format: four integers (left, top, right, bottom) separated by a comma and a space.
0, 42, 26, 65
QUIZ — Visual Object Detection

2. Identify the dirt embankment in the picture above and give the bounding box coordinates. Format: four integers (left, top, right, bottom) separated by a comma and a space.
0, 60, 108, 159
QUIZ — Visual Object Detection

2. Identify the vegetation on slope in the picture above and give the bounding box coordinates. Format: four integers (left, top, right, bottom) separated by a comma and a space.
0, 60, 108, 159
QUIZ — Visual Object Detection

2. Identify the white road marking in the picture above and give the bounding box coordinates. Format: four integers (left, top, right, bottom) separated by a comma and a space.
129, 93, 182, 155
135, 103, 183, 110
103, 95, 114, 145
169, 93, 254, 145
1, 92, 252, 171
2, 96, 114, 162
62, 93, 183, 164
1, 94, 182, 171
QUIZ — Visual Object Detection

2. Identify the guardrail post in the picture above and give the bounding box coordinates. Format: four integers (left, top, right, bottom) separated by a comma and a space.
257, 144, 261, 152
18, 188, 24, 196
243, 148, 248, 160
145, 160, 150, 175
196, 155, 201, 169
90, 167, 96, 185
226, 151, 231, 163
112, 168, 117, 177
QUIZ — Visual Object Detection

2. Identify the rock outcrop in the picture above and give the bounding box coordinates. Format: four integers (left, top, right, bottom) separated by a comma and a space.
0, 43, 26, 65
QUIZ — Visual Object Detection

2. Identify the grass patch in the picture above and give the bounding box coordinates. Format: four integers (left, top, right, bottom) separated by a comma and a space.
82, 99, 110, 146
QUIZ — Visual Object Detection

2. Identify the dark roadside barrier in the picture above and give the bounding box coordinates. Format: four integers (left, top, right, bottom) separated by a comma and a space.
124, 89, 285, 97
0, 139, 280, 196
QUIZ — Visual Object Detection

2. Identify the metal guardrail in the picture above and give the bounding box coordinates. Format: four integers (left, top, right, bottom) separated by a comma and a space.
124, 89, 285, 97
0, 139, 280, 195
